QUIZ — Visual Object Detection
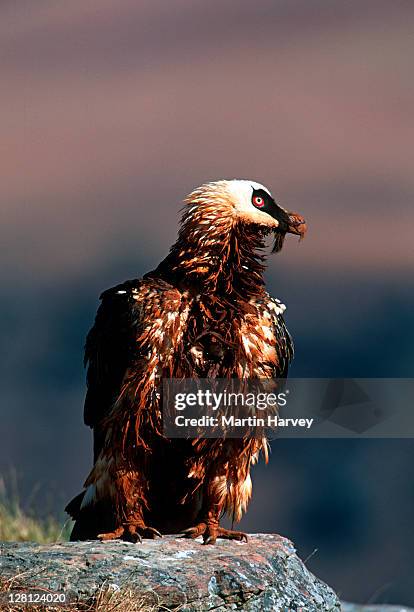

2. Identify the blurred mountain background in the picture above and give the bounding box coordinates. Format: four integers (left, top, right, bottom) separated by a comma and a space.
1, 0, 413, 606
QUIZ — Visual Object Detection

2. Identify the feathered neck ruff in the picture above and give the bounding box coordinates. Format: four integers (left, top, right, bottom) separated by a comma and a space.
155, 184, 269, 300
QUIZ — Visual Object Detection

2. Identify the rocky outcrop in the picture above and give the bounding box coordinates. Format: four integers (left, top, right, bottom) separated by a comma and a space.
1, 535, 412, 611
0, 534, 340, 611
341, 605, 413, 612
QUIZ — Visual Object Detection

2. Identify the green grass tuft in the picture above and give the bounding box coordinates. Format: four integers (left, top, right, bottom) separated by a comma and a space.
0, 475, 72, 543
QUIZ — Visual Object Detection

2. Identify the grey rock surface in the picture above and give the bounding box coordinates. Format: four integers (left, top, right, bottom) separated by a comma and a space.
342, 605, 413, 612
0, 533, 340, 611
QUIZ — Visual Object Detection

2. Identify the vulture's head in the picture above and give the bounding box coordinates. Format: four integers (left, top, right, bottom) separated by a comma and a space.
184, 179, 306, 253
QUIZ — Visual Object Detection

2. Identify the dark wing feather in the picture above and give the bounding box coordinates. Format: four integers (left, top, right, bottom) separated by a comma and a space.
268, 296, 294, 378
83, 280, 140, 460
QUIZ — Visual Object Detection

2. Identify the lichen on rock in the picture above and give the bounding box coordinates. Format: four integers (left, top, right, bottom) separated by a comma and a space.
0, 533, 341, 611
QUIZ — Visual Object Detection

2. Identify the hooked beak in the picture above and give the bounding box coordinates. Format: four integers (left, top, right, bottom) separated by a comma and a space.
286, 212, 307, 238
271, 209, 307, 253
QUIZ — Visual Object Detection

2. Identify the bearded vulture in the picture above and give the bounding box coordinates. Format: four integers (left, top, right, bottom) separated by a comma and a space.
66, 179, 306, 544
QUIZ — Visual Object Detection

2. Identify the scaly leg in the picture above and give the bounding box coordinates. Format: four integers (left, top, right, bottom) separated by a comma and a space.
180, 475, 247, 545
95, 461, 161, 542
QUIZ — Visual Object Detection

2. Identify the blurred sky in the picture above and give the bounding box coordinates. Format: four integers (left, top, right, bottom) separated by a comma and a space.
1, 0, 414, 607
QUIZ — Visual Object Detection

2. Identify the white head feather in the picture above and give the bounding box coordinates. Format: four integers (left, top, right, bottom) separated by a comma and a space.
225, 179, 279, 227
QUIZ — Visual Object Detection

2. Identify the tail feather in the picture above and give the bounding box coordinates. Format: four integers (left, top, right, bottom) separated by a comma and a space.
65, 491, 115, 541
65, 491, 85, 520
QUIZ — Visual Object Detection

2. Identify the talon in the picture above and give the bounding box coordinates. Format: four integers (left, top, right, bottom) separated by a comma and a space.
180, 522, 207, 539
127, 530, 142, 544
180, 527, 197, 536
217, 527, 248, 542
180, 521, 247, 545
146, 527, 162, 539
182, 529, 201, 539
97, 522, 161, 543
97, 526, 124, 541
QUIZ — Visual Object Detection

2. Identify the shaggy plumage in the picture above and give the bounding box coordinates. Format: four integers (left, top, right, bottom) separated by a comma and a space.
66, 179, 306, 544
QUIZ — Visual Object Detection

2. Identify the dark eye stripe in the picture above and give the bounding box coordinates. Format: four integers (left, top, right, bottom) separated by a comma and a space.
251, 187, 273, 208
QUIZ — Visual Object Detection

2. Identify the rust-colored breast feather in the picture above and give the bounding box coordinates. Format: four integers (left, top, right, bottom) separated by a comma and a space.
66, 278, 292, 540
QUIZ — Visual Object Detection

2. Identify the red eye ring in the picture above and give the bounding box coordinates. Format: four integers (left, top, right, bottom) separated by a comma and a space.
253, 196, 265, 208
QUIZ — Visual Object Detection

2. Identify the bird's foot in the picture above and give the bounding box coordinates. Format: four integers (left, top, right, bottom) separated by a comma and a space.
180, 522, 248, 545
216, 527, 248, 543
98, 521, 162, 543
